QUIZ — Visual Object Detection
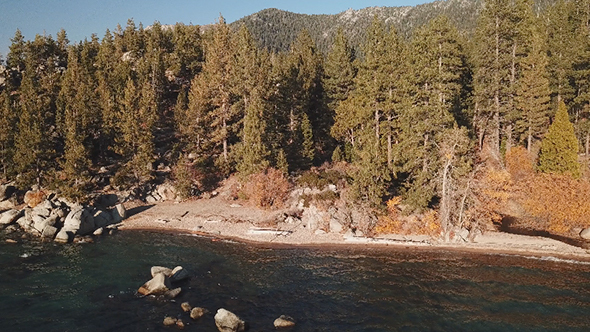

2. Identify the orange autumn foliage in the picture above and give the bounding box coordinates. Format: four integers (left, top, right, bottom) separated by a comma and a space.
241, 168, 291, 209
475, 146, 590, 235
375, 197, 441, 236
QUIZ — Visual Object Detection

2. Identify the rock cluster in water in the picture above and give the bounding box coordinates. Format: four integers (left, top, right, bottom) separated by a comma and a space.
0, 184, 126, 243
139, 265, 295, 331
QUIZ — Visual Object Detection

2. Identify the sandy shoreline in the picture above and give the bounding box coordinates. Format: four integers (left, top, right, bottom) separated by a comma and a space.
120, 198, 590, 262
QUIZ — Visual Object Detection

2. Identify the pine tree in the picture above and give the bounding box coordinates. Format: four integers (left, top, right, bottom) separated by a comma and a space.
14, 54, 52, 187
343, 17, 404, 206
0, 90, 16, 179
235, 90, 270, 176
198, 15, 237, 168
545, 0, 577, 105
400, 16, 466, 210
324, 27, 356, 114
514, 29, 551, 152
472, 0, 529, 157
538, 101, 580, 177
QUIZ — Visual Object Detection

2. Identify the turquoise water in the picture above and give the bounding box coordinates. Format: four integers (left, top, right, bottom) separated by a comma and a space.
0, 230, 589, 331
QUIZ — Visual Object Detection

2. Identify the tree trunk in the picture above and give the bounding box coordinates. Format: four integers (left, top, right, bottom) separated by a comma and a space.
505, 124, 513, 153
374, 108, 380, 158
526, 126, 533, 153
387, 115, 392, 169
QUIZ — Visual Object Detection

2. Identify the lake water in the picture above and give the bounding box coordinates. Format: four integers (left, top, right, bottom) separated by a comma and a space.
0, 230, 589, 331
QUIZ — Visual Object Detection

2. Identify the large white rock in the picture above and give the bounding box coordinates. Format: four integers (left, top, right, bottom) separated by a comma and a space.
63, 208, 95, 236
138, 272, 169, 296
0, 210, 21, 225
151, 266, 173, 278
0, 199, 15, 212
580, 228, 590, 240
54, 229, 73, 243
214, 309, 245, 332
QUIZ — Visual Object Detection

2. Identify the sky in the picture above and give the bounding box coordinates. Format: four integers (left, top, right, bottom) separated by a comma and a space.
0, 0, 432, 59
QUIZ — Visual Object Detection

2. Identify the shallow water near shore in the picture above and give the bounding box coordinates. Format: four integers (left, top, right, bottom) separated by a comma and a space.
1, 231, 589, 331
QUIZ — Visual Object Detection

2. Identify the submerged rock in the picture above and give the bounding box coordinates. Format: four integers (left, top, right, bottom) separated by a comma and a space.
274, 315, 296, 328
215, 308, 245, 332
181, 302, 192, 312
163, 316, 177, 326
190, 307, 208, 320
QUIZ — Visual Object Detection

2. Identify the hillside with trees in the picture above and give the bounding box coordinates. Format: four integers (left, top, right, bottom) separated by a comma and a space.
1, 0, 590, 242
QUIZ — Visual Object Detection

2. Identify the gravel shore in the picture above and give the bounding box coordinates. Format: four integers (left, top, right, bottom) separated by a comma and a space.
120, 197, 590, 261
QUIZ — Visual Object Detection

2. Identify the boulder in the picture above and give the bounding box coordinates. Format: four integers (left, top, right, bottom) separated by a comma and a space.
51, 208, 67, 219
580, 228, 590, 240
0, 199, 16, 212
24, 190, 46, 208
163, 317, 177, 326
301, 205, 324, 231
95, 194, 118, 208
181, 302, 192, 312
41, 225, 58, 239
32, 215, 48, 233
55, 229, 73, 243
93, 210, 112, 228
329, 218, 344, 234
93, 228, 104, 236
151, 266, 173, 278
138, 272, 168, 296
164, 287, 182, 299
0, 210, 22, 225
32, 206, 51, 219
190, 307, 208, 320
274, 315, 296, 329
64, 208, 95, 235
170, 266, 190, 282
157, 183, 177, 201
176, 320, 185, 329
145, 195, 158, 204
0, 184, 15, 201
110, 204, 126, 224
214, 308, 245, 332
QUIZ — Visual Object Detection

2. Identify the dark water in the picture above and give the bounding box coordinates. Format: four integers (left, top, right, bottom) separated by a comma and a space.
1, 231, 590, 332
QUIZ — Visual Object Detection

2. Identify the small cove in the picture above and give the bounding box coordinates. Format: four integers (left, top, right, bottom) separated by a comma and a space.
1, 230, 589, 331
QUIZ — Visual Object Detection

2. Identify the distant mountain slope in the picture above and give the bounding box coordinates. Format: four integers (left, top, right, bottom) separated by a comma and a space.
231, 0, 555, 53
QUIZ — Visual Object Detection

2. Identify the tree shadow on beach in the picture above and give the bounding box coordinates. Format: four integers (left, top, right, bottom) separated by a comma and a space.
126, 205, 155, 218
501, 216, 590, 249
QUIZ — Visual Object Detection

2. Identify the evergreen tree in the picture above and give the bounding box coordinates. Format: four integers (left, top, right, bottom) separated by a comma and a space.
198, 15, 237, 168
14, 53, 53, 187
324, 27, 356, 115
472, 0, 529, 157
538, 101, 580, 177
545, 0, 577, 105
235, 90, 270, 175
0, 90, 16, 179
514, 29, 551, 152
401, 16, 466, 210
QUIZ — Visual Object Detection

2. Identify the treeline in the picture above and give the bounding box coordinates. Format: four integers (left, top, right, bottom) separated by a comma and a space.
0, 0, 590, 234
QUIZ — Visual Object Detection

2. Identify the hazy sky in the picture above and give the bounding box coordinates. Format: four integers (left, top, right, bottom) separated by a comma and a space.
0, 0, 432, 59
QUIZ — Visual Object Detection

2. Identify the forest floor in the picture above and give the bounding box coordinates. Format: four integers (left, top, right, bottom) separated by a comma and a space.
120, 196, 590, 262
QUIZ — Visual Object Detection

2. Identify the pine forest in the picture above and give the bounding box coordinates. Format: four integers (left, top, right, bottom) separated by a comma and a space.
3, 0, 590, 241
